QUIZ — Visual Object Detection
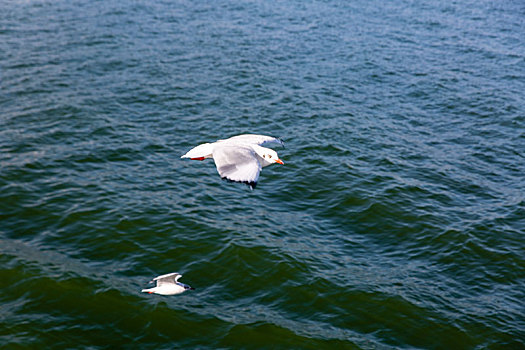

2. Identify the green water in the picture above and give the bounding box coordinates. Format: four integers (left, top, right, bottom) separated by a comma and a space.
1, 0, 524, 348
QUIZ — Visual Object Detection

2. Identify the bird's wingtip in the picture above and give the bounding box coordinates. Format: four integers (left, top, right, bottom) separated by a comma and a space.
220, 177, 257, 190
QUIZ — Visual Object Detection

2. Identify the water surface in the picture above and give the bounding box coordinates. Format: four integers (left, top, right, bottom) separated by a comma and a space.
1, 0, 524, 348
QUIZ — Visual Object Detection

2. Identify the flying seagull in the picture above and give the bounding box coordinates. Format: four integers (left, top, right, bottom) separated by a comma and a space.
181, 134, 284, 189
141, 272, 194, 295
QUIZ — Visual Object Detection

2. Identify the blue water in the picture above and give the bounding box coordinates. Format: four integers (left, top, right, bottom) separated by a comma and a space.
1, 0, 524, 348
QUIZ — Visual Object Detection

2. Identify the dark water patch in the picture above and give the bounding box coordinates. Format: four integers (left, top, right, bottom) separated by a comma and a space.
220, 322, 360, 349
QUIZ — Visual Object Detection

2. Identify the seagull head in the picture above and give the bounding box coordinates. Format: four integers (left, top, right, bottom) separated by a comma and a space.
177, 282, 195, 291
258, 148, 284, 167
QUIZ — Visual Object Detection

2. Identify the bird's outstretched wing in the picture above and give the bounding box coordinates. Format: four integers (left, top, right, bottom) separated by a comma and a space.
220, 134, 284, 148
213, 144, 261, 189
153, 272, 181, 286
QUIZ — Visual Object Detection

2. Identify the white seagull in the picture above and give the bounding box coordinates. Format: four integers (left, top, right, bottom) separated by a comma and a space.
141, 272, 194, 295
181, 134, 284, 189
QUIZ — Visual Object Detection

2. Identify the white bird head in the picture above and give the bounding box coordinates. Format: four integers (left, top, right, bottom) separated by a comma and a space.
253, 145, 284, 167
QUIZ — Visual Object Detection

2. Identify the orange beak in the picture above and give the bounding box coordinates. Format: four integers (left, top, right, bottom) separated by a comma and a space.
275, 159, 284, 165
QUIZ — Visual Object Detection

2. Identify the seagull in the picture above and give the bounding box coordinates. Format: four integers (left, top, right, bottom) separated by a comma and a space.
141, 272, 194, 295
181, 134, 284, 189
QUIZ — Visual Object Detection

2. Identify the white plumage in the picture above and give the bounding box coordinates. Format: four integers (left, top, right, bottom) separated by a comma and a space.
181, 134, 284, 189
141, 272, 194, 295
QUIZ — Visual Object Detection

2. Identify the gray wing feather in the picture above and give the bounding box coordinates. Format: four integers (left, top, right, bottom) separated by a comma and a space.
213, 145, 261, 187
153, 272, 181, 286
220, 134, 283, 148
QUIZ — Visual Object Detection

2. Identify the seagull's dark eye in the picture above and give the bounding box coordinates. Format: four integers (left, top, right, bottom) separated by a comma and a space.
268, 155, 272, 158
